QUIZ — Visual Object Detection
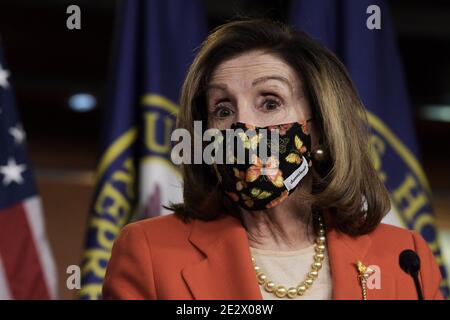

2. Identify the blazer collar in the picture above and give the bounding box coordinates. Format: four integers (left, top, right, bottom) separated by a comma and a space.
182, 215, 263, 299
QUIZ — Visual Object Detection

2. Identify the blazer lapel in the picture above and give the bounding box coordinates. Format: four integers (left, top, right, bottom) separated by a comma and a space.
327, 227, 395, 300
181, 215, 263, 300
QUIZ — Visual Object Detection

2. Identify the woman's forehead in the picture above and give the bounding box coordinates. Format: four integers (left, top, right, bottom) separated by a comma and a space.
209, 51, 299, 87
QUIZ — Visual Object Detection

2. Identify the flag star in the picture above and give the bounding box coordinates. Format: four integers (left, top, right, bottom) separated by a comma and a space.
0, 158, 26, 185
0, 64, 10, 89
9, 123, 26, 144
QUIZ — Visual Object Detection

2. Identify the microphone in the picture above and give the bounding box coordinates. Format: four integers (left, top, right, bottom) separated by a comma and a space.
399, 249, 424, 300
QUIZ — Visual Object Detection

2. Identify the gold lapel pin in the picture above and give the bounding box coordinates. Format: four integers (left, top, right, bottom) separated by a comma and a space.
356, 261, 374, 300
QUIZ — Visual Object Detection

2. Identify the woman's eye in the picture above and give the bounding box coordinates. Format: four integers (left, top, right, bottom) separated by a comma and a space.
213, 105, 234, 118
262, 98, 281, 111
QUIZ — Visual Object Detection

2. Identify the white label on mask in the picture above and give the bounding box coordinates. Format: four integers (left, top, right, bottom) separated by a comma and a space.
283, 156, 309, 191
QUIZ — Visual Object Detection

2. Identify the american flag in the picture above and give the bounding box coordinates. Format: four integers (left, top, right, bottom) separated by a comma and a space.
0, 43, 57, 299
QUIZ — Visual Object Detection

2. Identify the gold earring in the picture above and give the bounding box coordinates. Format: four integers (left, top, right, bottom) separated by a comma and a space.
312, 146, 328, 163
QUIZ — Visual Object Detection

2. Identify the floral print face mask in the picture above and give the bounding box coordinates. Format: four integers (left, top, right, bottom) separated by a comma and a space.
212, 121, 312, 211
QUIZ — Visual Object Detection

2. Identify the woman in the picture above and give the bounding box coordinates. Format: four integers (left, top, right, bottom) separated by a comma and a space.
102, 19, 443, 300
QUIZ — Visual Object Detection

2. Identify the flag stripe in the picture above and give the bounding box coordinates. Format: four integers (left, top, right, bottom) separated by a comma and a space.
24, 196, 58, 299
0, 255, 12, 299
0, 202, 50, 299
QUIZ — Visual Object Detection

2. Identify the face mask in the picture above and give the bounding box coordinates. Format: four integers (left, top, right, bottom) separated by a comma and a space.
212, 121, 312, 210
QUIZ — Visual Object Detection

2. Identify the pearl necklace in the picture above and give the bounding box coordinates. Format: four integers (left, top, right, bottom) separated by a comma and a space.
251, 214, 326, 299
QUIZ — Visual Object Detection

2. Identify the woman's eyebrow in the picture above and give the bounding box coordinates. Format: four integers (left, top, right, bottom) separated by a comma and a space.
251, 75, 293, 92
206, 83, 228, 92
206, 75, 294, 94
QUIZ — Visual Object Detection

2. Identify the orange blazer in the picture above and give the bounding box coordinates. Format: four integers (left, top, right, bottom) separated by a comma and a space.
102, 213, 444, 300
